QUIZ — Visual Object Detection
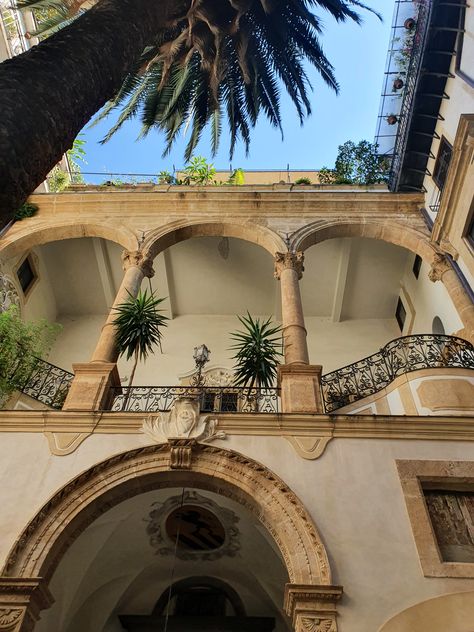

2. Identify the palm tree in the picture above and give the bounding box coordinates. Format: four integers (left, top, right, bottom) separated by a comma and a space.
113, 289, 168, 407
0, 0, 378, 226
230, 312, 282, 391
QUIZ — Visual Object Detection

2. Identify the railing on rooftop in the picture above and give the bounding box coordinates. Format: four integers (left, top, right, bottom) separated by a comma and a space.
321, 334, 474, 413
110, 385, 279, 414
0, 0, 29, 57
374, 0, 432, 191
20, 358, 73, 410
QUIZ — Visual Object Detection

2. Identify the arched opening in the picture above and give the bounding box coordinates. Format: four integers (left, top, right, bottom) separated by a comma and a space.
296, 232, 462, 371
1, 445, 332, 631
432, 316, 445, 335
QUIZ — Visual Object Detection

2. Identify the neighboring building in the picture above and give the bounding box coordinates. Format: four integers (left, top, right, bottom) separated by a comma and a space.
0, 1, 474, 631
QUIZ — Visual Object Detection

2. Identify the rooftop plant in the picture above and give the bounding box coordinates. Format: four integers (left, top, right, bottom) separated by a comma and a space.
319, 140, 389, 186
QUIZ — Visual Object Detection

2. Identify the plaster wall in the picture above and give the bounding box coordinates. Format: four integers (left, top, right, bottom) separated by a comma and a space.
400, 253, 463, 335
1, 432, 474, 630
424, 14, 474, 223
47, 312, 402, 380
21, 248, 57, 324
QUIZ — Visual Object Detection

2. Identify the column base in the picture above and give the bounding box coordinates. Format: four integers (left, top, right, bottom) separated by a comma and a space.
63, 362, 120, 411
278, 364, 324, 414
284, 584, 343, 632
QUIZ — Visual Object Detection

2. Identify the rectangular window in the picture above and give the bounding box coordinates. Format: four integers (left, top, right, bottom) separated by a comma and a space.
201, 392, 216, 413
16, 256, 36, 295
221, 392, 238, 412
424, 489, 474, 563
395, 298, 406, 331
432, 137, 453, 192
412, 254, 422, 279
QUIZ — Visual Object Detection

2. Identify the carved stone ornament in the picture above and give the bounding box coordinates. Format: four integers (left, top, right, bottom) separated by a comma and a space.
121, 249, 154, 278
0, 608, 23, 630
0, 273, 20, 313
299, 617, 336, 632
428, 253, 451, 283
274, 251, 305, 280
142, 396, 226, 444
145, 490, 240, 561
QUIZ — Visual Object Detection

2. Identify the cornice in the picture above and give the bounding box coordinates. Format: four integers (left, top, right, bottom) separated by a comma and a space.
1, 410, 474, 441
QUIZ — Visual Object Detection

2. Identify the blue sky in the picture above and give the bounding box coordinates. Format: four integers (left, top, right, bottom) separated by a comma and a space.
79, 2, 393, 180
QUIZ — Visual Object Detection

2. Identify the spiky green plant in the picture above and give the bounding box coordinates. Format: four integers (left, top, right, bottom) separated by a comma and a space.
113, 290, 169, 393
230, 313, 282, 390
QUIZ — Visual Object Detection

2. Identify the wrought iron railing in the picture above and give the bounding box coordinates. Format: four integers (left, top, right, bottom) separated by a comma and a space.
20, 358, 73, 409
321, 334, 474, 413
110, 385, 279, 414
0, 0, 29, 57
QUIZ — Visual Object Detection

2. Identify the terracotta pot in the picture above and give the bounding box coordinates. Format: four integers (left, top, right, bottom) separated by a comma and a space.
404, 17, 416, 30
387, 115, 398, 125
393, 78, 404, 90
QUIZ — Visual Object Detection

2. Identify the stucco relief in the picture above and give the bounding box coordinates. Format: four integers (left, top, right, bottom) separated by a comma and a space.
0, 273, 20, 313
141, 396, 226, 443
0, 608, 22, 629
300, 618, 335, 632
144, 490, 240, 561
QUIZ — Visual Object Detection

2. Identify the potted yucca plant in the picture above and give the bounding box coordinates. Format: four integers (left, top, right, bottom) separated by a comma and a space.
230, 313, 282, 410
113, 289, 168, 409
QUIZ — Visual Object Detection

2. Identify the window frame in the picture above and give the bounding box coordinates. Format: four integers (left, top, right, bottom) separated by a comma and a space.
15, 253, 38, 299
432, 136, 453, 192
397, 459, 474, 578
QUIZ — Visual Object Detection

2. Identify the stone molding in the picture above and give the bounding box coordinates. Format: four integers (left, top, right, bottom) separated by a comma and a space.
121, 249, 154, 278
284, 584, 343, 632
396, 459, 474, 578
428, 252, 452, 282
0, 579, 53, 632
274, 251, 305, 280
2, 444, 331, 587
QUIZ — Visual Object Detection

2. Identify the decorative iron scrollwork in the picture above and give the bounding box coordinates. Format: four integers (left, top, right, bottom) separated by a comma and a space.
321, 334, 474, 413
21, 358, 73, 409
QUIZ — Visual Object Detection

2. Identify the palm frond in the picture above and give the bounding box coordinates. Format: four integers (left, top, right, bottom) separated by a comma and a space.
113, 290, 169, 362
230, 312, 282, 389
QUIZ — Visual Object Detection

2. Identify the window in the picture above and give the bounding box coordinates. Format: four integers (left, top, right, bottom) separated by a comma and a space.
16, 255, 37, 295
395, 298, 406, 331
397, 459, 474, 578
432, 137, 453, 192
424, 489, 474, 563
467, 214, 474, 249
412, 254, 422, 279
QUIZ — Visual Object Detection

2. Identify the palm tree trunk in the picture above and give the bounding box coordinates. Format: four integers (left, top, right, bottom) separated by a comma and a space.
0, 0, 189, 228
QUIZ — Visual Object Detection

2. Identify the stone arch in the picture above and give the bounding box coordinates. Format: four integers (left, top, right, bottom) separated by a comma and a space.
144, 219, 286, 258
291, 219, 436, 262
2, 443, 331, 587
0, 221, 137, 261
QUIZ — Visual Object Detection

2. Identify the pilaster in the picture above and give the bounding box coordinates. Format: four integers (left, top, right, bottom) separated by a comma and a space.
0, 579, 53, 632
284, 584, 343, 632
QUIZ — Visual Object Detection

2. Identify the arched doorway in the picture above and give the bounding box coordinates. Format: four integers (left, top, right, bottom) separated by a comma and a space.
0, 444, 341, 632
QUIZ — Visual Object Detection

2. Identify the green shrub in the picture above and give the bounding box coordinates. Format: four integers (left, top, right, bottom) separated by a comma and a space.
14, 202, 38, 221
294, 177, 311, 185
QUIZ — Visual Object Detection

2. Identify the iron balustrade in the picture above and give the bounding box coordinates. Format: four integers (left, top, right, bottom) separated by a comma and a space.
110, 385, 279, 414
20, 358, 73, 409
321, 334, 474, 413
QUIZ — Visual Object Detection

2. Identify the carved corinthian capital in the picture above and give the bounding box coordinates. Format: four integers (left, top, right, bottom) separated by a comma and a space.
428, 253, 451, 283
274, 251, 305, 280
121, 249, 155, 278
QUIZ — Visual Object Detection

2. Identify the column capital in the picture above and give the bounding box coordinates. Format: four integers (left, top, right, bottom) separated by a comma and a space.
0, 578, 53, 632
428, 252, 451, 282
121, 249, 154, 278
284, 584, 343, 632
274, 251, 305, 280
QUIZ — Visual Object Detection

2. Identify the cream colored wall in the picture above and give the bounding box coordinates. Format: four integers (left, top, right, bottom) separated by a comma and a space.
47, 312, 403, 381
20, 248, 58, 324
424, 10, 474, 224
400, 254, 463, 335
1, 432, 474, 631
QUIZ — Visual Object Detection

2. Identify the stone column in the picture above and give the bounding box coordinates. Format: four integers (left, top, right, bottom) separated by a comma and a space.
275, 252, 323, 413
274, 251, 309, 364
429, 253, 474, 343
63, 249, 154, 411
284, 584, 343, 632
0, 578, 53, 632
91, 249, 155, 363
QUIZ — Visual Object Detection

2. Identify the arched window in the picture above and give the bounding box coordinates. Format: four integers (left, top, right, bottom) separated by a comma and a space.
432, 316, 445, 335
